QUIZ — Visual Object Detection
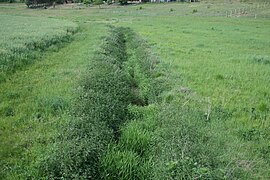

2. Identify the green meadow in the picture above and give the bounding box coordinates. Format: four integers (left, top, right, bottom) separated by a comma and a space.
0, 1, 270, 179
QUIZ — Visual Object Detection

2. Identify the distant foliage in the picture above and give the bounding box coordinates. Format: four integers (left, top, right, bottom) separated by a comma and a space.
25, 0, 64, 8
0, 0, 13, 2
118, 0, 127, 5
93, 0, 103, 6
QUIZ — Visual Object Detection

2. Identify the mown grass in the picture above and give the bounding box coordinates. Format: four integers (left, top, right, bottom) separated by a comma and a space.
0, 1, 270, 179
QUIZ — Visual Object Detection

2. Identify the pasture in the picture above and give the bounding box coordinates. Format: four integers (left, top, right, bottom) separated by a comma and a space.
0, 1, 270, 179
0, 15, 77, 82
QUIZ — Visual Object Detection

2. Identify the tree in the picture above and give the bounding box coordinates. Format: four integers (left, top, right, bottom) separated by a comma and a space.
25, 0, 64, 8
118, 0, 127, 5
93, 0, 103, 8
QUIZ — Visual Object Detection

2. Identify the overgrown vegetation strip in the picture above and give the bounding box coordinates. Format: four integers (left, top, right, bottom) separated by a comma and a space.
35, 27, 132, 179
100, 29, 167, 179
34, 26, 168, 179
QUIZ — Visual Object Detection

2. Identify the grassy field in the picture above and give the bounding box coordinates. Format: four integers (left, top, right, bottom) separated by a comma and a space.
0, 1, 270, 179
0, 15, 77, 82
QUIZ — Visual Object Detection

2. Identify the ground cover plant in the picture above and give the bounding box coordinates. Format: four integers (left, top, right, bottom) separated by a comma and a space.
0, 0, 270, 179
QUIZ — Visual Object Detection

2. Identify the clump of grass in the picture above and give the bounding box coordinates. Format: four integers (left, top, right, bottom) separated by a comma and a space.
36, 96, 68, 116
253, 55, 270, 65
37, 120, 113, 179
138, 6, 143, 10
1, 106, 15, 117
100, 148, 149, 180
6, 92, 20, 100
119, 121, 152, 156
215, 74, 224, 80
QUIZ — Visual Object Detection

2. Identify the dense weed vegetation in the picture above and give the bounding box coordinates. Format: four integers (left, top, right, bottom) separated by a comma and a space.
31, 25, 253, 179
34, 27, 130, 179
34, 26, 169, 179
100, 28, 167, 179
0, 15, 77, 83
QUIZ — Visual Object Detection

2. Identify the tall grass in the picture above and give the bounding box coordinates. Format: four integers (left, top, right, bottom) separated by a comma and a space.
0, 15, 77, 82
100, 29, 169, 180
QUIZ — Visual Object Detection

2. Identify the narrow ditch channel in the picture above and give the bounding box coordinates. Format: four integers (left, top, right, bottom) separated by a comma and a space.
36, 26, 166, 179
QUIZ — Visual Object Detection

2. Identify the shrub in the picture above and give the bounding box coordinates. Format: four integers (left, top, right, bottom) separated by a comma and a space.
25, 0, 64, 8
84, 0, 92, 5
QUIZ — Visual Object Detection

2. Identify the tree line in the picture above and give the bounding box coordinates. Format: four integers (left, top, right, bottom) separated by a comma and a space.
25, 0, 129, 8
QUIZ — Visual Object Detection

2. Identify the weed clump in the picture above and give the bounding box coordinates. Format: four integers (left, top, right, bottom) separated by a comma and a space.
1, 106, 15, 117
36, 96, 68, 116
101, 148, 148, 180
253, 55, 270, 65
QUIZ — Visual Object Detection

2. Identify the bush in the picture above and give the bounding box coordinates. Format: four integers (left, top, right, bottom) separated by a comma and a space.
83, 0, 91, 5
